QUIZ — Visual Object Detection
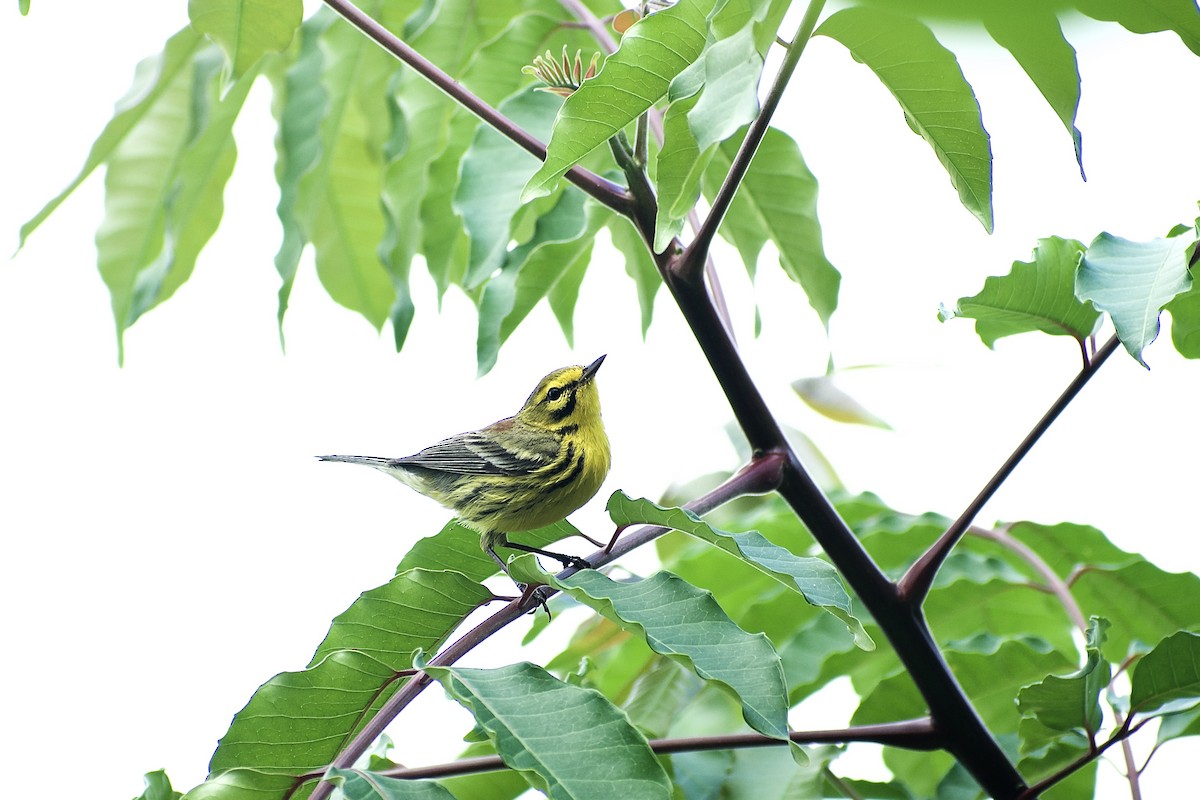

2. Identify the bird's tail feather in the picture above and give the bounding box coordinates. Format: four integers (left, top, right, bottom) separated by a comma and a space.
317, 454, 393, 467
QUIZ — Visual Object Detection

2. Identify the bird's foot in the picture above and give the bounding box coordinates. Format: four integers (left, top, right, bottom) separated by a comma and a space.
517, 583, 554, 617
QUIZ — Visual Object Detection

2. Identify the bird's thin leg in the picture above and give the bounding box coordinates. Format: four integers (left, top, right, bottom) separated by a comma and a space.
485, 539, 552, 616
500, 540, 592, 571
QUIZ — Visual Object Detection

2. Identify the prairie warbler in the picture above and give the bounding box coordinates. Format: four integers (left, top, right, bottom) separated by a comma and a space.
320, 356, 610, 578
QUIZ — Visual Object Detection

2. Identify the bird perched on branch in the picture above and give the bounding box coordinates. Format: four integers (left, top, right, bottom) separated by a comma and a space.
319, 356, 610, 582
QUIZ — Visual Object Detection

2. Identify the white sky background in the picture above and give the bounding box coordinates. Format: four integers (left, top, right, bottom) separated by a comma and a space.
2, 2, 1199, 798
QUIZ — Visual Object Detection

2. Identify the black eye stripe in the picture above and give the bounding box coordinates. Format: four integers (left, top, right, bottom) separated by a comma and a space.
550, 390, 578, 421
544, 380, 579, 404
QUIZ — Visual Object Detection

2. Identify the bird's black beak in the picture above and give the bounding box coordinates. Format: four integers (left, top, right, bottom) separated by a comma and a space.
582, 354, 606, 382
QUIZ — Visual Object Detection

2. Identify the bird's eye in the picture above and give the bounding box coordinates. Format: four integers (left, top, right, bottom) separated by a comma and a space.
546, 387, 563, 402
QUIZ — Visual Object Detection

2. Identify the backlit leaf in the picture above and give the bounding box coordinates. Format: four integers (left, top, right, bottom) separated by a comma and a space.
1077, 232, 1192, 367
188, 0, 302, 78
816, 6, 993, 232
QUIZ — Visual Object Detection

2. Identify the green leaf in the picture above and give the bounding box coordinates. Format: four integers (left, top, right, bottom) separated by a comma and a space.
1166, 278, 1200, 358
456, 89, 563, 288
19, 0, 30, 14
393, 518, 586, 581
1076, 0, 1200, 57
719, 746, 839, 800
557, 570, 791, 742
1156, 704, 1200, 746
94, 42, 255, 360
19, 27, 207, 249
1072, 561, 1200, 662
269, 10, 336, 344
608, 216, 661, 336
188, 0, 302, 78
1077, 232, 1193, 366
1017, 618, 1112, 736
816, 6, 993, 232
622, 658, 703, 738
327, 768, 457, 800
791, 374, 891, 429
297, 12, 399, 330
438, 740, 533, 800
983, 10, 1083, 176
654, 90, 710, 253
855, 638, 1073, 796
475, 190, 611, 374
522, 0, 716, 201
940, 236, 1100, 347
701, 127, 840, 325
426, 662, 673, 800
1130, 630, 1200, 715
652, 0, 781, 250
607, 492, 872, 649
198, 570, 491, 796
135, 770, 183, 800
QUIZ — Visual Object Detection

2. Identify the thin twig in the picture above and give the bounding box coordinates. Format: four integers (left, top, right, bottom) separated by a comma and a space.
322, 0, 631, 215
898, 334, 1122, 604
968, 525, 1088, 631
1019, 716, 1149, 798
368, 718, 941, 781
679, 0, 827, 281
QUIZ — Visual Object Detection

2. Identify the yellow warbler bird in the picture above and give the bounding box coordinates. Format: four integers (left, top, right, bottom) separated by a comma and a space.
319, 356, 610, 577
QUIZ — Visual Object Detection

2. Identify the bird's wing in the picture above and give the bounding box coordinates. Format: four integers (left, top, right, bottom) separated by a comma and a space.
394, 419, 558, 476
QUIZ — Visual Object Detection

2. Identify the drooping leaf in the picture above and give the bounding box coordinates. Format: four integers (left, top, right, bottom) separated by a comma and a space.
523, 0, 716, 201
983, 9, 1083, 176
426, 662, 673, 800
18, 27, 207, 248
327, 768, 458, 800
1077, 232, 1193, 366
557, 570, 792, 741
791, 374, 891, 428
940, 237, 1100, 347
269, 10, 336, 342
195, 570, 491, 799
1130, 630, 1200, 716
654, 90, 710, 252
607, 492, 872, 649
296, 10, 399, 330
701, 127, 840, 325
476, 190, 611, 374
456, 89, 564, 288
608, 215, 662, 336
93, 40, 254, 360
651, 0, 782, 250
816, 6, 993, 232
1075, 0, 1200, 57
1017, 617, 1112, 736
188, 0, 302, 78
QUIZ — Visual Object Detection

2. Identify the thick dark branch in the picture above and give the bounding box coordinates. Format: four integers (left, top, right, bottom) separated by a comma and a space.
304, 457, 783, 800
373, 718, 942, 781
898, 334, 1122, 604
322, 0, 631, 215
774, 456, 1027, 799
677, 0, 826, 281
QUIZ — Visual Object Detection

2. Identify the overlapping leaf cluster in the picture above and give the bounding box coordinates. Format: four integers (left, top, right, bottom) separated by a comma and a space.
20, 1, 1200, 799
